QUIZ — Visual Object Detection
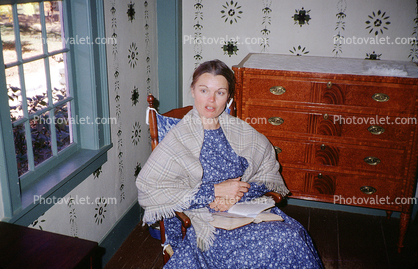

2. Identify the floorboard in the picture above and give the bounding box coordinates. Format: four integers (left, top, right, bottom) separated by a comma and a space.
104, 204, 418, 269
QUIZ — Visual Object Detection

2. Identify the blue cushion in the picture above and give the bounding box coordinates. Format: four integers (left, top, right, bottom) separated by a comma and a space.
156, 113, 181, 142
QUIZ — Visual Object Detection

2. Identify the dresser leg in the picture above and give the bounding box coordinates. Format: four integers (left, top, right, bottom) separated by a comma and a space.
386, 210, 392, 219
397, 213, 411, 253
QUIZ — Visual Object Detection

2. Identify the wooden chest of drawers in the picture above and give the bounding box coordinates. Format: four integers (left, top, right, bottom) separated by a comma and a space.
232, 53, 418, 252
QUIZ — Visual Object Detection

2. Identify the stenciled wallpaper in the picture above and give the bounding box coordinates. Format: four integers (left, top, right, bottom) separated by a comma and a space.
29, 0, 157, 244
182, 0, 418, 106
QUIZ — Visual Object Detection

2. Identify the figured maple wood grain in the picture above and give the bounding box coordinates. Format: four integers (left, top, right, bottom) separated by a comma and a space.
232, 54, 418, 252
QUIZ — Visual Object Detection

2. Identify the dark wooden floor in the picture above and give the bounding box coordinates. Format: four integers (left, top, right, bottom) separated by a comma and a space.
104, 204, 418, 269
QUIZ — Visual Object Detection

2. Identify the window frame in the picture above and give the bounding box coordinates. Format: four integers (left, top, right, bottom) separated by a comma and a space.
0, 0, 112, 225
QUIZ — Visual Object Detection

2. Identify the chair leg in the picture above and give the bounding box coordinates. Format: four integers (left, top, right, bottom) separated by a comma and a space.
181, 225, 187, 239
163, 251, 170, 264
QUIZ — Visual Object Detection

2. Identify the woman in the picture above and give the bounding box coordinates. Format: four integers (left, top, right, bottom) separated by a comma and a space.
136, 60, 323, 268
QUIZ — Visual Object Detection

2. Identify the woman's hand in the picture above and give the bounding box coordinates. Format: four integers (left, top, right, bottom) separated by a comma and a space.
214, 177, 250, 200
209, 197, 239, 212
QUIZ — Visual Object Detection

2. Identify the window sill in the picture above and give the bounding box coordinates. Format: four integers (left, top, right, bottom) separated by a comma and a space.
9, 144, 112, 225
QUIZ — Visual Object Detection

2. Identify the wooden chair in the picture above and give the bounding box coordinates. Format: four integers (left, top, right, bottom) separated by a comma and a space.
146, 93, 283, 264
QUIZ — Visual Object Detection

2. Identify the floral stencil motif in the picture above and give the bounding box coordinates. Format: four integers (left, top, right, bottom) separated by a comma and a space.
290, 45, 309, 56
144, 1, 152, 94
365, 51, 381, 60
93, 166, 102, 179
128, 42, 139, 68
131, 86, 139, 106
110, 3, 117, 56
293, 7, 311, 27
194, 0, 204, 67
333, 0, 347, 57
127, 1, 135, 22
132, 122, 141, 145
409, 1, 418, 62
30, 214, 46, 230
94, 197, 108, 225
120, 183, 125, 201
134, 162, 142, 178
68, 196, 78, 237
260, 0, 272, 52
222, 40, 239, 56
221, 0, 243, 25
366, 10, 390, 36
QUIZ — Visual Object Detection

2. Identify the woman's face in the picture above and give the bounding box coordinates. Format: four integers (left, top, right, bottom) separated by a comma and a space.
191, 72, 229, 129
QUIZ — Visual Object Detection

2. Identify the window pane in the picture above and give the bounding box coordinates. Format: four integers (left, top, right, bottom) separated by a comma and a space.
17, 2, 43, 60
31, 111, 52, 166
13, 123, 28, 176
45, 1, 64, 52
6, 65, 23, 121
49, 53, 68, 103
24, 59, 48, 114
55, 102, 73, 152
0, 5, 17, 64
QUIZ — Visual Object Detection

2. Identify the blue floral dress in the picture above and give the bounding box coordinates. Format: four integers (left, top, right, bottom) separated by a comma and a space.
164, 127, 323, 269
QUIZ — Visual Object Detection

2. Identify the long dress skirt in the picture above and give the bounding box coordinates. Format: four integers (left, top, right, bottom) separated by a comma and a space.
164, 127, 323, 269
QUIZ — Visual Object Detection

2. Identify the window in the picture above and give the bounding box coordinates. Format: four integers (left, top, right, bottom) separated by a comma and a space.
3, 1, 73, 180
0, 0, 111, 224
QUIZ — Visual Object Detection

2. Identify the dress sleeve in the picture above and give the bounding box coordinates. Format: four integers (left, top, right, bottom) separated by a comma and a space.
188, 183, 216, 209
241, 182, 270, 201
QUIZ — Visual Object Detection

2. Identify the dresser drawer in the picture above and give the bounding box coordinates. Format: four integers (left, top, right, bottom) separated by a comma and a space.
267, 137, 309, 165
312, 113, 412, 143
281, 167, 403, 210
245, 106, 310, 135
270, 138, 405, 174
316, 81, 417, 113
311, 142, 405, 175
245, 75, 312, 103
335, 176, 402, 210
246, 106, 412, 143
280, 167, 307, 193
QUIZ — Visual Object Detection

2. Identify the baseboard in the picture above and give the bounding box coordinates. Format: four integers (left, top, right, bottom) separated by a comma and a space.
286, 198, 404, 218
99, 201, 143, 267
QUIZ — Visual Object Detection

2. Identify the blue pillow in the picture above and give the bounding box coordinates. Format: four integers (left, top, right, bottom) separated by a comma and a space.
156, 113, 181, 142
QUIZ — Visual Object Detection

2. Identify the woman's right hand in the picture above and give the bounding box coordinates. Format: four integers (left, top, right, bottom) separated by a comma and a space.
214, 177, 250, 200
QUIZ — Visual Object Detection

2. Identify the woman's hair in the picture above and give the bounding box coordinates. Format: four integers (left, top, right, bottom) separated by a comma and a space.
191, 59, 235, 99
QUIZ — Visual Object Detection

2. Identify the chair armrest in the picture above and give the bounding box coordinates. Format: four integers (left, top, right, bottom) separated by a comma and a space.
175, 211, 191, 228
265, 192, 284, 204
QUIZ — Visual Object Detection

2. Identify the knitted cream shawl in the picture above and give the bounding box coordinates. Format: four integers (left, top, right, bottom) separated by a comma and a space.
136, 108, 289, 251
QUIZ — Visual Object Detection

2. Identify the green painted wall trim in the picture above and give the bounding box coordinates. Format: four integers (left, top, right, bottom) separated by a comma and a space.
157, 0, 182, 113
100, 201, 143, 266
10, 146, 112, 226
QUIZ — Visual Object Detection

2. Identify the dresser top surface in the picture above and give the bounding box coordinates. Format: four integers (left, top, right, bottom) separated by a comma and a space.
238, 53, 418, 79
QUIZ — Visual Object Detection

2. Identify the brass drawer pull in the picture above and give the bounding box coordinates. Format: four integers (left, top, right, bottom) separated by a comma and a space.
270, 86, 286, 95
323, 113, 329, 120
274, 146, 282, 154
372, 93, 389, 102
364, 156, 381, 165
268, 117, 284, 126
360, 186, 377, 195
327, 81, 332, 88
320, 144, 326, 150
368, 125, 385, 135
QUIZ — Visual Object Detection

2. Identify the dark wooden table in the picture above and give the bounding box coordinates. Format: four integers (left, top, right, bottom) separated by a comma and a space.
0, 221, 104, 269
